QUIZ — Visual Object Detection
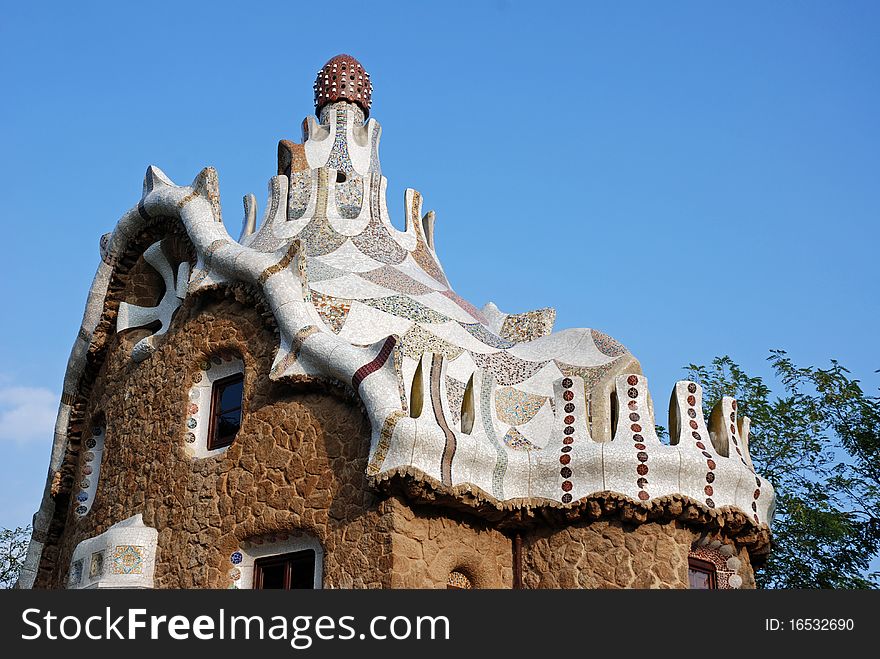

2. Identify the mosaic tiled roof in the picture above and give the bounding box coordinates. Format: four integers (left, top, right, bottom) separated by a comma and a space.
32, 57, 775, 560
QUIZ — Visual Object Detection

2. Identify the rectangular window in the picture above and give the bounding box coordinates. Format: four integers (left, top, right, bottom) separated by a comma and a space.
253, 551, 316, 589
688, 557, 717, 589
208, 373, 244, 450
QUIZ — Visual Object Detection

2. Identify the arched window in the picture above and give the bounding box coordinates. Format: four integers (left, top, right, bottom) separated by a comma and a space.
185, 354, 244, 458
689, 542, 746, 589
688, 557, 717, 589
446, 570, 473, 590
74, 421, 105, 518
208, 373, 244, 450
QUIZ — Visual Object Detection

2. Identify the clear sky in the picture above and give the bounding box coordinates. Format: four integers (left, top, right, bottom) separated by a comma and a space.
0, 1, 878, 537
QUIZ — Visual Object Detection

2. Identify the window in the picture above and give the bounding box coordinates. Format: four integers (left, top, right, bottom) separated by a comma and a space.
208, 373, 244, 450
231, 534, 323, 589
253, 550, 316, 589
688, 557, 717, 589
446, 570, 473, 589
74, 423, 105, 517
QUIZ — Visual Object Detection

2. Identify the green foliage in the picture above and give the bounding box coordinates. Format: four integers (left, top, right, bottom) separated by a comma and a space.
685, 352, 879, 589
0, 525, 31, 589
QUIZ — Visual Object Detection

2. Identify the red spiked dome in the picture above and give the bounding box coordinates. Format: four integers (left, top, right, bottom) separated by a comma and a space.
313, 54, 373, 118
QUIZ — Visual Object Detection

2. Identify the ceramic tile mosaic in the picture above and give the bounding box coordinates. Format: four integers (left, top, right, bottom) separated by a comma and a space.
447, 571, 472, 589
590, 328, 628, 358
410, 238, 448, 287
306, 259, 347, 283
367, 410, 406, 476
671, 381, 728, 510
502, 427, 537, 451
439, 290, 487, 325
326, 105, 355, 175
557, 376, 580, 502
27, 52, 776, 574
554, 359, 619, 391
689, 545, 744, 589
494, 386, 547, 426
444, 376, 466, 426
335, 179, 364, 218
116, 238, 188, 362
359, 265, 433, 295
288, 171, 312, 220
400, 324, 464, 360
499, 308, 556, 343
310, 290, 352, 334
472, 351, 547, 386
479, 370, 508, 499
351, 335, 397, 391
69, 559, 83, 587
247, 176, 288, 252
350, 176, 408, 265
111, 545, 145, 575
75, 425, 105, 517
363, 295, 449, 324
297, 216, 347, 259
458, 323, 515, 349
309, 273, 396, 300
65, 515, 158, 590
89, 551, 104, 579
427, 354, 458, 485
369, 122, 382, 174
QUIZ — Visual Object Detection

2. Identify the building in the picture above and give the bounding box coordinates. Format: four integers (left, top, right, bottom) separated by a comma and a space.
19, 55, 773, 590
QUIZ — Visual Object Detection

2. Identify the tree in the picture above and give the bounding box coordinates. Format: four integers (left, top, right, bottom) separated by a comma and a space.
685, 351, 879, 589
0, 525, 31, 589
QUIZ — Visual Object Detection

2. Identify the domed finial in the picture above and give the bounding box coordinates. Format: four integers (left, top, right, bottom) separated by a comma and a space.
313, 54, 373, 118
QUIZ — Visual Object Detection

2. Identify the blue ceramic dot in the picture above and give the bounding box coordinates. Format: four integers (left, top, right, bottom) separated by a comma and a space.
187, 418, 198, 429
76, 491, 89, 502
230, 551, 243, 565
75, 505, 88, 515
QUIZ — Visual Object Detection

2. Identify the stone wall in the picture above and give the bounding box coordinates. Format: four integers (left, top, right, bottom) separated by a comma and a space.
520, 519, 754, 589
37, 286, 395, 589
385, 497, 513, 588
35, 243, 760, 590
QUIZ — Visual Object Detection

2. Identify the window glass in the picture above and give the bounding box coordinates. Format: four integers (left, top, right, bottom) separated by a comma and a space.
219, 379, 243, 412
209, 374, 243, 450
254, 551, 316, 590
688, 558, 717, 589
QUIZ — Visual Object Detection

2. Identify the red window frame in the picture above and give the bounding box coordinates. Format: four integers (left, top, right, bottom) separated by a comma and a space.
253, 551, 316, 589
688, 557, 718, 589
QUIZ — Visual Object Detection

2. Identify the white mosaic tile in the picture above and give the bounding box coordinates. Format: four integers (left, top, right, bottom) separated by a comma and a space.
185, 356, 244, 460
479, 301, 507, 334
73, 425, 105, 518
28, 72, 778, 571
395, 253, 447, 290
411, 291, 478, 324
512, 398, 554, 449
67, 515, 158, 589
336, 301, 412, 344
316, 239, 385, 273
309, 273, 397, 300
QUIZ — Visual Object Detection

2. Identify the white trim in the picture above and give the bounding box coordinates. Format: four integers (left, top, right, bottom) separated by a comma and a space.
233, 535, 324, 590
185, 356, 244, 459
67, 514, 158, 589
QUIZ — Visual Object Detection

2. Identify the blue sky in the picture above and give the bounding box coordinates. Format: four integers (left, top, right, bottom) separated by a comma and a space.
1, 0, 878, 545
